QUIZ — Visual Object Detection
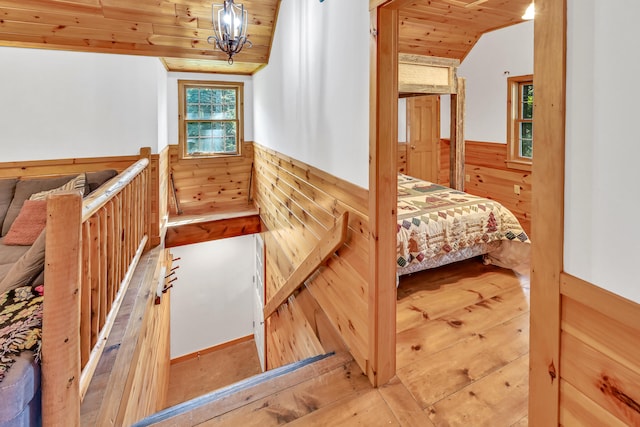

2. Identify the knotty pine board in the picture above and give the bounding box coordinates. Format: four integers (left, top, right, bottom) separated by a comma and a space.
254, 143, 370, 377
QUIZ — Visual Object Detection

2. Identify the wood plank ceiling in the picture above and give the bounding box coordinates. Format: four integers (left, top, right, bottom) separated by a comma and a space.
398, 0, 532, 60
0, 0, 531, 74
0, 0, 280, 75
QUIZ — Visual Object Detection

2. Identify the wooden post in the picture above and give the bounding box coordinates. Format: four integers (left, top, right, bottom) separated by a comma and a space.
368, 3, 397, 387
140, 147, 153, 250
42, 191, 83, 427
529, 0, 566, 424
449, 77, 466, 190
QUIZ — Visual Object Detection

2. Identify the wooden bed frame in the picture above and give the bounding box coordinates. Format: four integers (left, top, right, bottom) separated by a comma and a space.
0, 148, 170, 425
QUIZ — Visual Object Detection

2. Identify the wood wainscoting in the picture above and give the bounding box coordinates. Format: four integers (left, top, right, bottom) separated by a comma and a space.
253, 144, 371, 380
559, 273, 640, 425
168, 142, 255, 215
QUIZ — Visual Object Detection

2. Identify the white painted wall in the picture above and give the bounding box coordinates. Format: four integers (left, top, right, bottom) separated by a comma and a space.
440, 21, 534, 142
157, 61, 169, 153
166, 72, 254, 146
0, 47, 166, 160
565, 0, 640, 303
398, 98, 407, 143
253, 0, 370, 188
169, 235, 255, 358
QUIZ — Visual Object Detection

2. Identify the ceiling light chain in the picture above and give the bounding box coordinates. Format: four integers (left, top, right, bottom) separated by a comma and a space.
208, 0, 252, 65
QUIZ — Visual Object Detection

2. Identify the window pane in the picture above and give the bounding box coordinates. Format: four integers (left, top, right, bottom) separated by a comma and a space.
519, 122, 533, 159
521, 84, 533, 119
520, 139, 533, 158
187, 122, 199, 137
181, 82, 241, 157
520, 122, 533, 139
186, 88, 199, 104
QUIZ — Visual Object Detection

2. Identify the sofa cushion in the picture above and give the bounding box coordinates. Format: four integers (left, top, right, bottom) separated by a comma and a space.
0, 239, 30, 265
86, 169, 118, 194
0, 179, 17, 234
0, 232, 46, 294
1, 175, 76, 237
28, 173, 86, 201
3, 201, 47, 246
0, 351, 40, 426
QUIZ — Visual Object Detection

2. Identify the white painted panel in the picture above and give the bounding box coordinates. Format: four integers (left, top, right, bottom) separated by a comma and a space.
170, 235, 255, 359
253, 0, 369, 188
166, 72, 254, 147
565, 0, 640, 303
0, 47, 164, 160
398, 98, 407, 143
441, 21, 533, 142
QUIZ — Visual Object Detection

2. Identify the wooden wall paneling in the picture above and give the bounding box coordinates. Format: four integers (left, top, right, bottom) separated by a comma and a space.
397, 142, 408, 174
529, 0, 566, 424
368, 3, 398, 387
168, 142, 255, 215
560, 381, 629, 427
0, 154, 140, 179
265, 296, 325, 370
263, 212, 348, 318
560, 332, 640, 425
253, 143, 371, 377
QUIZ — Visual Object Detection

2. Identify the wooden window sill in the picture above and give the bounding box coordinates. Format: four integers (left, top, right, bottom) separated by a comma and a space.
505, 160, 532, 172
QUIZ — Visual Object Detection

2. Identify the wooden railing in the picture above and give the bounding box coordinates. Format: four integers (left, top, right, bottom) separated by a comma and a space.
263, 212, 349, 319
41, 158, 150, 426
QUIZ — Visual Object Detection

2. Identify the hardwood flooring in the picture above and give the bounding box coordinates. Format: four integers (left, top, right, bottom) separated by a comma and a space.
165, 339, 262, 408
162, 257, 530, 426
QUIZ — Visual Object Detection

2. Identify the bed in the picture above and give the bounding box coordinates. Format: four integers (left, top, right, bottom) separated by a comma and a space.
396, 174, 530, 277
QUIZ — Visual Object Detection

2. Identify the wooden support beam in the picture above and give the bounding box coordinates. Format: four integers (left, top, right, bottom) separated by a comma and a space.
42, 191, 83, 426
165, 215, 262, 248
529, 0, 566, 424
369, 4, 398, 387
263, 212, 349, 319
449, 77, 466, 190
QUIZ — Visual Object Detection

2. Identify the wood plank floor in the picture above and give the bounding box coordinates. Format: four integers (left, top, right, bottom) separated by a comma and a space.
163, 257, 530, 426
165, 339, 262, 408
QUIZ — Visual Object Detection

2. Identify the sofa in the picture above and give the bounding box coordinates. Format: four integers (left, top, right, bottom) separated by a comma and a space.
0, 169, 117, 427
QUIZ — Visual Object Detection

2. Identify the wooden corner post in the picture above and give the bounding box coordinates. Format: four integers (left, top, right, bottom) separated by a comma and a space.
42, 191, 83, 426
369, 2, 398, 387
529, 0, 566, 425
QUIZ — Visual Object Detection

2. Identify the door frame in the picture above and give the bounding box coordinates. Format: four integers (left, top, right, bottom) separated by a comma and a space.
369, 0, 567, 423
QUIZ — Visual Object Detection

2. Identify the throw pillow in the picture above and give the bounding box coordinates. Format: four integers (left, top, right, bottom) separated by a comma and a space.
29, 173, 86, 201
0, 231, 46, 293
3, 200, 47, 246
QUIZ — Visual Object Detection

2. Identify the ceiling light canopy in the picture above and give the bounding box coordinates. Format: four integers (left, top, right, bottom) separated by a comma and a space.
208, 0, 252, 65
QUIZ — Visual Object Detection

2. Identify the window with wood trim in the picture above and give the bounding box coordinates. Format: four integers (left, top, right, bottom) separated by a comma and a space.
178, 80, 244, 158
506, 75, 533, 170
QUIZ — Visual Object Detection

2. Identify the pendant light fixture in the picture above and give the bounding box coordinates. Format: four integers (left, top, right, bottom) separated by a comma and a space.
208, 0, 252, 65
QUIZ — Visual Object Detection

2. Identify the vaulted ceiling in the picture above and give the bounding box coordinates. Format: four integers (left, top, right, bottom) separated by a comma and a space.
398, 0, 532, 60
0, 0, 530, 74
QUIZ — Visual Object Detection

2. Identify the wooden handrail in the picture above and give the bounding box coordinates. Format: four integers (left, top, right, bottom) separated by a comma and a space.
263, 212, 349, 319
82, 157, 149, 221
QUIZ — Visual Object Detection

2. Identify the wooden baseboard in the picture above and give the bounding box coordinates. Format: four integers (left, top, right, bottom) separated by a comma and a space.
171, 335, 254, 365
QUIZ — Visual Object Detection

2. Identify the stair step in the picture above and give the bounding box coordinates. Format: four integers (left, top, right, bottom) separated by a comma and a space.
133, 351, 355, 426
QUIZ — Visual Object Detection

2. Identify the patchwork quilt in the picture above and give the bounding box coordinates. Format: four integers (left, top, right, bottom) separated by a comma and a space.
397, 174, 530, 271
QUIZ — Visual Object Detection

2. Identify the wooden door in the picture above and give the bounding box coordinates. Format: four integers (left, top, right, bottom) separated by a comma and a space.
406, 95, 440, 182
